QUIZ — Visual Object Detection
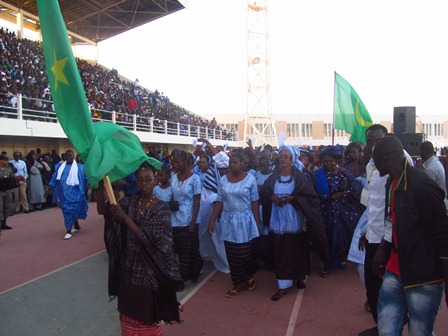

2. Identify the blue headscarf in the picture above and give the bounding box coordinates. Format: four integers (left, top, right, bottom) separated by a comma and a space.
319, 145, 343, 160
278, 145, 304, 171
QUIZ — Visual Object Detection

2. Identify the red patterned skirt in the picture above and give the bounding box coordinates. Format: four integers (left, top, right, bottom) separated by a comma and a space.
120, 314, 163, 336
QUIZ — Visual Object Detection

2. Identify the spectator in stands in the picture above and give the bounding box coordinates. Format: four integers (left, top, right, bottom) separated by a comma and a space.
1, 28, 232, 138
209, 117, 217, 129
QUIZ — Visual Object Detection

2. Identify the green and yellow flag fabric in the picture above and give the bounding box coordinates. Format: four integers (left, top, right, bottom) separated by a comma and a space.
334, 72, 373, 143
36, 0, 160, 187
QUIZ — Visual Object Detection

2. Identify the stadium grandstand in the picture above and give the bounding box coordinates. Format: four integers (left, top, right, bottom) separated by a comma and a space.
0, 0, 237, 157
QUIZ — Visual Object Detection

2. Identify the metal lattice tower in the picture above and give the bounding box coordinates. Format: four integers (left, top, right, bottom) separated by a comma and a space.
244, 0, 277, 148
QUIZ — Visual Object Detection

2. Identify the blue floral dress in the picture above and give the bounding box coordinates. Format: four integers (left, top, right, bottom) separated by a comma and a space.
306, 168, 365, 269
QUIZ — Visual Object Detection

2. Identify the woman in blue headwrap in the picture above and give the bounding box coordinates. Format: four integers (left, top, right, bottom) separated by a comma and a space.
306, 145, 365, 277
261, 146, 329, 301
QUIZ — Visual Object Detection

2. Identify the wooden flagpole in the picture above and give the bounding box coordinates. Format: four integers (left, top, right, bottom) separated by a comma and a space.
103, 175, 117, 205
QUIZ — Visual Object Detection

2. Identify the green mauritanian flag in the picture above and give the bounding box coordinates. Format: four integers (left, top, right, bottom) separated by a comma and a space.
334, 72, 373, 143
36, 0, 160, 187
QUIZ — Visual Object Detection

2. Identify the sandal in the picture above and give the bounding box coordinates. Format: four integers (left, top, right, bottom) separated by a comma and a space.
247, 277, 257, 291
271, 289, 287, 301
225, 288, 240, 298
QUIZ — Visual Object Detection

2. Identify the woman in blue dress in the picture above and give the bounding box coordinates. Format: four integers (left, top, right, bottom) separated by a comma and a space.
195, 154, 210, 186
208, 151, 260, 298
153, 166, 172, 202
306, 146, 365, 277
171, 151, 203, 289
261, 146, 327, 301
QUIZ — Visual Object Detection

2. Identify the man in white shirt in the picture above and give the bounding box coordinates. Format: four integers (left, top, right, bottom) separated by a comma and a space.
358, 125, 414, 336
11, 151, 30, 214
420, 141, 447, 196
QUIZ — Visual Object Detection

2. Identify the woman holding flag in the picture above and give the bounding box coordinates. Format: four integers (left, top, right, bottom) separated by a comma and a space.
100, 161, 182, 335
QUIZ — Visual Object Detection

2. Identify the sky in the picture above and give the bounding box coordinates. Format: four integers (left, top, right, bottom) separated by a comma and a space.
98, 0, 448, 121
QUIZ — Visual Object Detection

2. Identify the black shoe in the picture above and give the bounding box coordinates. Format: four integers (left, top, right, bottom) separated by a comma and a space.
358, 327, 378, 336
296, 279, 306, 289
271, 289, 288, 301
74, 221, 81, 230
1, 224, 12, 230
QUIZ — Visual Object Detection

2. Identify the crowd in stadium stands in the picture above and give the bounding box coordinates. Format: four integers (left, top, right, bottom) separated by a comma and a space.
0, 27, 229, 137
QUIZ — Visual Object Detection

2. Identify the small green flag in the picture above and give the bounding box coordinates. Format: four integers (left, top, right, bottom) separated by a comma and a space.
36, 0, 160, 187
334, 72, 373, 143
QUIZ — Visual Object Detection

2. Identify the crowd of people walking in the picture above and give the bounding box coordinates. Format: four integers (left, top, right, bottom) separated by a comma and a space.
2, 124, 448, 336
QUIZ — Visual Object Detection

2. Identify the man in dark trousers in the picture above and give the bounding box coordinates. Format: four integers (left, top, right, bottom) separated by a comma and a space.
357, 124, 388, 336
372, 135, 448, 335
0, 154, 24, 231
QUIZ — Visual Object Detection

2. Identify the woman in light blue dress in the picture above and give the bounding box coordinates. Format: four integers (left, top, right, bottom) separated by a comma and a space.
171, 151, 203, 289
261, 146, 315, 301
208, 151, 260, 298
194, 155, 210, 186
198, 150, 231, 274
153, 166, 172, 202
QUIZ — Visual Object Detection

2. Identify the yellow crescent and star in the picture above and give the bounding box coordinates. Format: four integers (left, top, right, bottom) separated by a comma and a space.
51, 49, 69, 90
355, 101, 373, 127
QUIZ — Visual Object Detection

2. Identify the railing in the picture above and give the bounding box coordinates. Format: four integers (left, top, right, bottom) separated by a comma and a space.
0, 93, 237, 141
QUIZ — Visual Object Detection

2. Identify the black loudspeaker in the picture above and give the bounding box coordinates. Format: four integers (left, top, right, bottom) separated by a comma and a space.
393, 106, 416, 135
397, 133, 423, 157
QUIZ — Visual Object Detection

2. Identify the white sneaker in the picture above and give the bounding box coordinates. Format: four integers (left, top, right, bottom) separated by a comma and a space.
71, 228, 78, 234
64, 233, 72, 240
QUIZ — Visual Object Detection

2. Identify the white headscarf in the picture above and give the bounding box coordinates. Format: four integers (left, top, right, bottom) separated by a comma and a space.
279, 145, 304, 171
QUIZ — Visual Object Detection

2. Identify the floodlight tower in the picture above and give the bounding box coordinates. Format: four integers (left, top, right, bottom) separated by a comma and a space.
244, 0, 277, 147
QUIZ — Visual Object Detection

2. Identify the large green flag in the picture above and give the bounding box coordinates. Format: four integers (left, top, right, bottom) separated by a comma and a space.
36, 0, 160, 187
334, 72, 373, 143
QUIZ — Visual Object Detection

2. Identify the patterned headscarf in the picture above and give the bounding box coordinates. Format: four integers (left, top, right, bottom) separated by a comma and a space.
319, 145, 343, 160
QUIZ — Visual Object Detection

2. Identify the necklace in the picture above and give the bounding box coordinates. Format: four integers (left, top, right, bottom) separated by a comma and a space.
138, 195, 156, 216
177, 172, 189, 188
277, 174, 293, 184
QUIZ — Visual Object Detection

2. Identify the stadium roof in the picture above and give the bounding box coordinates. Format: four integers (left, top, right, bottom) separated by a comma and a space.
0, 0, 185, 44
